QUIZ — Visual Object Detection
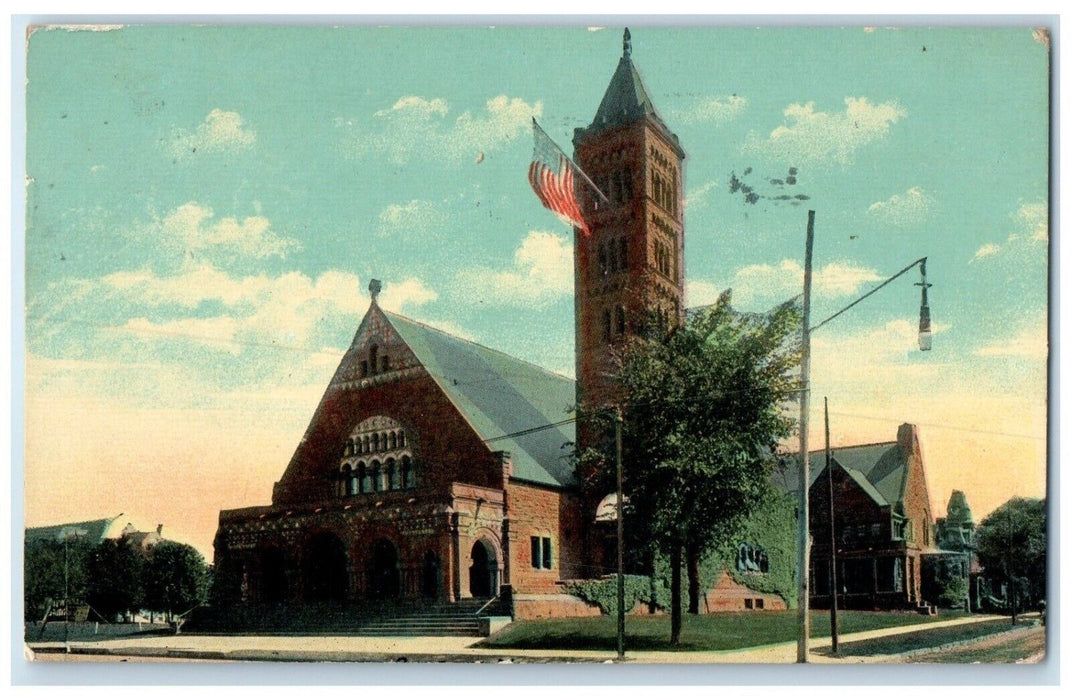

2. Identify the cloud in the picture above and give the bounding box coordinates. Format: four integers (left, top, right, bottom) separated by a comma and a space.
142, 202, 300, 261
743, 97, 906, 165
972, 243, 1001, 262
970, 200, 1048, 263
867, 186, 936, 226
455, 231, 572, 307
684, 180, 719, 209
374, 96, 449, 119
377, 277, 438, 313
723, 259, 883, 308
675, 95, 748, 125
685, 280, 726, 308
347, 94, 542, 165
168, 109, 256, 158
974, 322, 1048, 360
376, 199, 447, 238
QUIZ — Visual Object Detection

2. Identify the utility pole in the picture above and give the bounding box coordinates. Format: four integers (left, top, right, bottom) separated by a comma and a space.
615, 407, 625, 662
825, 397, 838, 654
63, 534, 70, 653
796, 209, 815, 663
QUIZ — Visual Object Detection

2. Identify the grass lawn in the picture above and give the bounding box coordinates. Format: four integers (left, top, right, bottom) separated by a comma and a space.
815, 619, 1019, 658
481, 610, 968, 652
906, 625, 1045, 663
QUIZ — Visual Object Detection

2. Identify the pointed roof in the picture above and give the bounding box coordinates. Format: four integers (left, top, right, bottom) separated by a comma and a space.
384, 311, 576, 488
574, 29, 682, 152
776, 439, 910, 508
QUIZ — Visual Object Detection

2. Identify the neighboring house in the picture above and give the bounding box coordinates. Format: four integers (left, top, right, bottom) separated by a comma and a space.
925, 490, 982, 611
779, 423, 938, 611
25, 515, 129, 545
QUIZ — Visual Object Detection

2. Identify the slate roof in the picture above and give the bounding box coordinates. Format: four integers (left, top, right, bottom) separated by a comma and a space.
25, 516, 124, 543
573, 34, 682, 153
385, 311, 577, 488
776, 440, 909, 509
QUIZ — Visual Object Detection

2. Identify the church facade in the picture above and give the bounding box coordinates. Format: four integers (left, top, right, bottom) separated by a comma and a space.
212, 31, 786, 616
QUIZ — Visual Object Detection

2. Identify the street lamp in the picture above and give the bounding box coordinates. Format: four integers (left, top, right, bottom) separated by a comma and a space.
796, 210, 933, 663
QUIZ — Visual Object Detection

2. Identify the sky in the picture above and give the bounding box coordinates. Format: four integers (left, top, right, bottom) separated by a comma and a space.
22, 24, 1050, 560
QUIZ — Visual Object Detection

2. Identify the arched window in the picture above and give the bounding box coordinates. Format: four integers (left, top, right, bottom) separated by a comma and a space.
380, 355, 390, 373
387, 458, 399, 490
615, 305, 626, 336
369, 345, 378, 375
371, 461, 382, 492
359, 463, 370, 493
363, 436, 371, 453
372, 433, 380, 452
402, 456, 415, 489
343, 465, 355, 496
389, 431, 397, 450
398, 431, 406, 448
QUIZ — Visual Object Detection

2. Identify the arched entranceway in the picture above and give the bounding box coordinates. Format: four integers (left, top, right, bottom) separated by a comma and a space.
420, 551, 441, 599
368, 539, 401, 599
303, 532, 348, 602
469, 540, 498, 598
258, 546, 289, 603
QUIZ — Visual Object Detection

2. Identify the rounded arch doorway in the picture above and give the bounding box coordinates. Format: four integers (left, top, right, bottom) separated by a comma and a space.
469, 540, 499, 598
303, 532, 348, 602
368, 539, 401, 599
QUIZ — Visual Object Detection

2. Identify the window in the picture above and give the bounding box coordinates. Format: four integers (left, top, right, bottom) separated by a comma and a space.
380, 355, 390, 373
359, 464, 370, 493
402, 456, 414, 489
755, 598, 765, 610
369, 345, 378, 375
744, 598, 754, 610
602, 309, 612, 343
531, 536, 553, 569
598, 243, 608, 275
360, 360, 369, 378
615, 305, 626, 336
618, 237, 628, 270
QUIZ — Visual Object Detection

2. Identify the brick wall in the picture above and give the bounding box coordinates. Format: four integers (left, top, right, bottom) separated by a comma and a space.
504, 480, 586, 594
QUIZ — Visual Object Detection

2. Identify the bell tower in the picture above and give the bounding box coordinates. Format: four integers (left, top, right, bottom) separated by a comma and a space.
573, 28, 686, 415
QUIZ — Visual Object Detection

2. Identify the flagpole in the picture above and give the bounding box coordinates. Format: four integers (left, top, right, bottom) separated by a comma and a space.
533, 118, 610, 204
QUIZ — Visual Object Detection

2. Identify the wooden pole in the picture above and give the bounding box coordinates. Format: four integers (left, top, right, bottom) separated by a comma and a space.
826, 396, 838, 653
796, 209, 815, 663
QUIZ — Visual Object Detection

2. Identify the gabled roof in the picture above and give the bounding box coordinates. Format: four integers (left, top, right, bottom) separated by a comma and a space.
777, 439, 909, 509
25, 516, 124, 544
384, 311, 576, 488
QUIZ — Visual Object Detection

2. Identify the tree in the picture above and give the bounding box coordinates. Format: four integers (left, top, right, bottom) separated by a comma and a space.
24, 537, 92, 621
142, 541, 211, 621
579, 291, 801, 644
975, 497, 1046, 624
86, 538, 144, 621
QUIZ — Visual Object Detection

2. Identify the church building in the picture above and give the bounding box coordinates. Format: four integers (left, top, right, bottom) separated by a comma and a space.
212, 31, 783, 618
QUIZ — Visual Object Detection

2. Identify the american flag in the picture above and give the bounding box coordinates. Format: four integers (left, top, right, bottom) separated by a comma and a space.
528, 119, 598, 236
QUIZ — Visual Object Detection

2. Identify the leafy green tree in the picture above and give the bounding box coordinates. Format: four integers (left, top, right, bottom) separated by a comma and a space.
579, 291, 801, 644
24, 537, 92, 621
86, 538, 145, 621
142, 541, 211, 621
975, 497, 1046, 623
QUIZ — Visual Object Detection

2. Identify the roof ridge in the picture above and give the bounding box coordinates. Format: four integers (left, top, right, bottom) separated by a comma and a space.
383, 309, 575, 383
819, 439, 898, 453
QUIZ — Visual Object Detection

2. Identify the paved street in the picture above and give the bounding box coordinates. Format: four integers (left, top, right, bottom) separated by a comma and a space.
25, 613, 1038, 664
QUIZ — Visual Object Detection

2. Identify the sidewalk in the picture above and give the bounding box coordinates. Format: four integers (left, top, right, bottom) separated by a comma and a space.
25, 614, 1011, 664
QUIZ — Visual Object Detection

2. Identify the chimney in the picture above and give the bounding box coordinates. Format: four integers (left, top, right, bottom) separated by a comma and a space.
156, 524, 164, 536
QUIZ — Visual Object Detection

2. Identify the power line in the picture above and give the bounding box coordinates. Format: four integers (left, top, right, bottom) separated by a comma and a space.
825, 410, 1045, 442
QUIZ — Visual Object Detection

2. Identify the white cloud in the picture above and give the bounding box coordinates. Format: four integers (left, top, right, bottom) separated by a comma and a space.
685, 280, 726, 308
971, 243, 1001, 262
374, 96, 449, 118
722, 259, 883, 308
676, 95, 748, 125
169, 109, 256, 157
867, 186, 936, 226
974, 323, 1048, 360
684, 180, 719, 209
376, 199, 446, 238
349, 94, 542, 164
970, 200, 1047, 263
146, 202, 300, 260
455, 231, 572, 307
743, 97, 906, 165
378, 278, 438, 313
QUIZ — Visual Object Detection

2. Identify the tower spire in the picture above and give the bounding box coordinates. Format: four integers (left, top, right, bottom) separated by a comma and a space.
623, 27, 631, 57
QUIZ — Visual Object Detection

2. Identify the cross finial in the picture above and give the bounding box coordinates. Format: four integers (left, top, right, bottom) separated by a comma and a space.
369, 278, 382, 302
623, 28, 631, 57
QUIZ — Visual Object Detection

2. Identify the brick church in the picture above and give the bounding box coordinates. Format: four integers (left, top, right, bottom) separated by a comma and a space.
212, 31, 783, 617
